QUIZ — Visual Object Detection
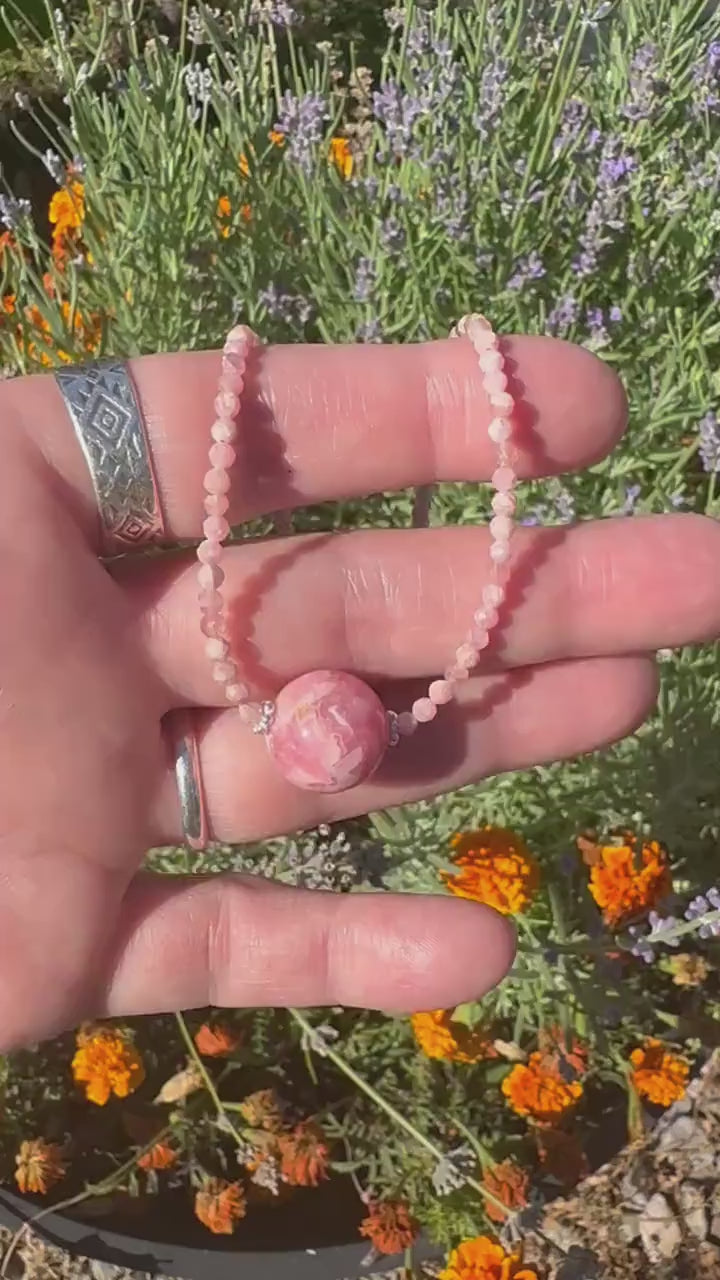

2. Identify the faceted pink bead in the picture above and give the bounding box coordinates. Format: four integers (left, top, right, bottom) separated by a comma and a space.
412, 697, 437, 723
205, 637, 229, 661
215, 390, 240, 419
455, 643, 479, 670
446, 664, 469, 682
483, 583, 505, 607
204, 492, 230, 516
219, 369, 245, 395
222, 349, 245, 371
469, 627, 491, 649
492, 492, 515, 516
490, 515, 513, 541
204, 468, 231, 495
485, 372, 508, 397
492, 466, 516, 492
474, 606, 499, 630
488, 416, 511, 444
226, 324, 253, 346
429, 679, 455, 705
203, 515, 230, 541
397, 711, 418, 737
201, 614, 229, 640
491, 391, 514, 414
490, 541, 511, 564
198, 563, 225, 591
238, 702, 262, 727
461, 313, 491, 336
212, 660, 237, 684
225, 682, 250, 704
267, 670, 389, 794
211, 419, 237, 444
198, 588, 223, 611
197, 538, 222, 564
209, 442, 236, 469
478, 349, 503, 374
466, 322, 496, 351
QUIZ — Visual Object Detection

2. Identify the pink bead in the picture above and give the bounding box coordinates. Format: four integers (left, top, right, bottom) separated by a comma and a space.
455, 643, 479, 670
469, 627, 491, 649
212, 660, 237, 684
429, 679, 454, 705
466, 321, 496, 351
485, 372, 509, 398
397, 711, 418, 737
478, 349, 503, 374
204, 492, 230, 516
211, 419, 237, 444
215, 390, 240, 419
205, 637, 230, 660
219, 369, 245, 395
209, 442, 236, 469
492, 466, 516, 492
490, 541, 511, 564
474, 606, 499, 630
446, 664, 470, 682
412, 697, 437, 723
490, 515, 513, 541
225, 682, 250, 703
201, 614, 229, 639
198, 563, 225, 591
197, 539, 222, 564
491, 391, 514, 414
203, 515, 230, 541
460, 313, 491, 336
484, 583, 505, 608
238, 702, 262, 727
222, 349, 245, 371
492, 492, 515, 516
204, 468, 231, 495
226, 324, 252, 347
267, 670, 389, 794
198, 591, 223, 616
488, 416, 511, 444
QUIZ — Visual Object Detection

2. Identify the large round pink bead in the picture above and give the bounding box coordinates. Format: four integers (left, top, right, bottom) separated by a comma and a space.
267, 670, 389, 794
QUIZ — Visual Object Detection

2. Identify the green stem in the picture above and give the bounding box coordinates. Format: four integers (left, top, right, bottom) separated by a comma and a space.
174, 1012, 246, 1149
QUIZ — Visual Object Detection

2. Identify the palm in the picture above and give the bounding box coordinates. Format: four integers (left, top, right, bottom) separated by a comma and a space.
0, 335, 718, 1050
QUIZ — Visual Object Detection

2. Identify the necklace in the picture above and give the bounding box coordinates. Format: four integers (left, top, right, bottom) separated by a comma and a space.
196, 313, 517, 794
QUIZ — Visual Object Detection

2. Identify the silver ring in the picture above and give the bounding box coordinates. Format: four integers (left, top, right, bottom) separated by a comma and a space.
174, 712, 210, 851
55, 361, 165, 555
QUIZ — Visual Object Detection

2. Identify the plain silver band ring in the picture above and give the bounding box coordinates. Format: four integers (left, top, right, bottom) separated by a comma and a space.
55, 360, 165, 555
174, 712, 210, 851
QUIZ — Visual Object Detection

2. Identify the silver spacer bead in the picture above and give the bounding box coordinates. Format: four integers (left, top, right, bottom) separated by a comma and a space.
386, 710, 400, 748
253, 700, 277, 735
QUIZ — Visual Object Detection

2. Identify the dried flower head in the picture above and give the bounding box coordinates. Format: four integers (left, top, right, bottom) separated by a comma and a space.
536, 1126, 588, 1190
138, 1142, 178, 1171
630, 1039, 688, 1106
441, 827, 540, 915
277, 1122, 329, 1186
537, 1026, 588, 1078
668, 952, 710, 987
238, 1088, 284, 1132
502, 1052, 584, 1124
411, 1009, 498, 1064
482, 1159, 530, 1223
15, 1140, 66, 1195
194, 1178, 247, 1234
359, 1200, 419, 1254
72, 1025, 145, 1106
587, 835, 671, 928
439, 1235, 538, 1280
194, 1022, 240, 1057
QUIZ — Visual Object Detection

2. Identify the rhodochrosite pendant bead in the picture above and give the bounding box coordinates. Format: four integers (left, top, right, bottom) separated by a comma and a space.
266, 670, 389, 793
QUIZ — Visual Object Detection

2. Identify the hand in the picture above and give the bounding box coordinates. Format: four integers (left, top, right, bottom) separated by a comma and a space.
1, 334, 718, 1050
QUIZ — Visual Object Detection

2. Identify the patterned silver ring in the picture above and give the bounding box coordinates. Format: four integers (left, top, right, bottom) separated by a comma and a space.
55, 361, 165, 555
173, 712, 210, 851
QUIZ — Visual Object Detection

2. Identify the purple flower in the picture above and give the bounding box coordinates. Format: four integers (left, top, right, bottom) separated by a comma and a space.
372, 81, 423, 156
507, 250, 545, 291
685, 888, 720, 938
546, 294, 579, 334
0, 194, 30, 230
698, 410, 720, 473
609, 305, 622, 323
380, 215, 405, 252
621, 483, 642, 515
353, 256, 376, 304
274, 91, 327, 173
249, 0, 297, 24
259, 284, 312, 327
622, 43, 662, 121
356, 318, 382, 343
693, 39, 720, 114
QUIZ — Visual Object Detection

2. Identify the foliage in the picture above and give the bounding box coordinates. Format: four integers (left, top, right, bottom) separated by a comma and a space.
0, 0, 719, 1267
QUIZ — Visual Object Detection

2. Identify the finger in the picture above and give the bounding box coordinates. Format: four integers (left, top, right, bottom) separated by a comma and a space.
119, 514, 720, 708
153, 655, 657, 843
6, 336, 627, 543
103, 877, 516, 1018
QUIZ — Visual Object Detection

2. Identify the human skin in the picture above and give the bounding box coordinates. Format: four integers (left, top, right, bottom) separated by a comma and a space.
1, 333, 719, 1050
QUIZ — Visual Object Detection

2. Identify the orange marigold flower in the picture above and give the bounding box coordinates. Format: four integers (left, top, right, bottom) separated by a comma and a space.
138, 1142, 178, 1171
239, 152, 250, 177
411, 1009, 497, 1064
329, 136, 353, 179
587, 836, 671, 928
536, 1127, 588, 1190
194, 1178, 246, 1234
482, 1159, 530, 1223
49, 182, 85, 232
277, 1122, 329, 1187
15, 1140, 66, 1195
502, 1052, 583, 1124
441, 827, 539, 915
238, 1088, 284, 1132
194, 1022, 240, 1057
537, 1026, 588, 1078
359, 1200, 419, 1255
2, 293, 16, 316
269, 129, 285, 147
629, 1039, 688, 1107
439, 1236, 538, 1280
72, 1025, 145, 1106
0, 229, 15, 255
